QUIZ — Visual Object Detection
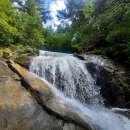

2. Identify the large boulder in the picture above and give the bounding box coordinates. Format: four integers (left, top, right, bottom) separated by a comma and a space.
14, 55, 31, 69
82, 54, 130, 107
85, 62, 124, 106
0, 61, 14, 78
8, 61, 93, 130
0, 61, 92, 130
2, 52, 12, 59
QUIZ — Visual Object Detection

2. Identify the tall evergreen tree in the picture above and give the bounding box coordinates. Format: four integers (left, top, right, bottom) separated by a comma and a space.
23, 0, 45, 47
0, 0, 19, 46
0, 0, 45, 47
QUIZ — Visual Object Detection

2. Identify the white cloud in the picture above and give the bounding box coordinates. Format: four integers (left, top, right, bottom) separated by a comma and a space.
50, 0, 66, 11
13, 0, 27, 8
44, 0, 66, 28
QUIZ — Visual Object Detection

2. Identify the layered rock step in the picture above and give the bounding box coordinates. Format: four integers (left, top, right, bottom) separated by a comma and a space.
0, 61, 92, 130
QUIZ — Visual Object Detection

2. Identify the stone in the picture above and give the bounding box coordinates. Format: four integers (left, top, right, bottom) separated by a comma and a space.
82, 54, 130, 107
3, 61, 93, 130
82, 54, 117, 72
9, 62, 92, 130
63, 123, 85, 130
2, 52, 12, 59
14, 56, 31, 69
0, 77, 63, 130
125, 101, 130, 109
0, 62, 14, 79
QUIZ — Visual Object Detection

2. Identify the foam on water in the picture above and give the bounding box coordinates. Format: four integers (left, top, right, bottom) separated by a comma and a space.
41, 77, 130, 130
30, 51, 103, 105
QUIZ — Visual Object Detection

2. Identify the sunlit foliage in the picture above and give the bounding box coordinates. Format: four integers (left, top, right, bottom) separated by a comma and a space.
0, 0, 45, 47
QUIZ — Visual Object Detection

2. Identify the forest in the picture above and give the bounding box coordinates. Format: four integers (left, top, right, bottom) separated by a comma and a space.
0, 0, 130, 66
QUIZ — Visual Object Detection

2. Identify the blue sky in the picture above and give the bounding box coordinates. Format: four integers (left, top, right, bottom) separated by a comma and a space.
13, 0, 67, 28
43, 0, 66, 28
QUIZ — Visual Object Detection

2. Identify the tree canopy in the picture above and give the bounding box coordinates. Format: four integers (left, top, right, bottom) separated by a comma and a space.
44, 0, 130, 65
0, 0, 45, 47
0, 0, 130, 65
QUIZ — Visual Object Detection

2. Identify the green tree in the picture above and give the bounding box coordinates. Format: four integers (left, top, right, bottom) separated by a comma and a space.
22, 0, 45, 47
81, 0, 130, 64
0, 0, 19, 46
0, 0, 45, 48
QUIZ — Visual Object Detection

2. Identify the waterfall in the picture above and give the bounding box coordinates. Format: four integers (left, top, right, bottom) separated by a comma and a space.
29, 50, 130, 130
30, 50, 103, 105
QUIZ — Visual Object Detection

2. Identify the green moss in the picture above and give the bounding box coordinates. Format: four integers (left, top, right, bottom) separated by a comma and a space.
0, 47, 3, 55
8, 45, 36, 56
0, 45, 36, 60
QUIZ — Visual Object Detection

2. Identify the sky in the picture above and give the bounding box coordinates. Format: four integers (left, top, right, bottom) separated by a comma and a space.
13, 0, 27, 8
43, 0, 66, 28
13, 0, 67, 29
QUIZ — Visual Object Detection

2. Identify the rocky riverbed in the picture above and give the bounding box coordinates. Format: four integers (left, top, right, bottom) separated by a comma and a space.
0, 52, 130, 130
0, 60, 92, 130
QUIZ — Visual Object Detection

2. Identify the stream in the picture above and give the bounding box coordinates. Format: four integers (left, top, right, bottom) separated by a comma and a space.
29, 50, 130, 130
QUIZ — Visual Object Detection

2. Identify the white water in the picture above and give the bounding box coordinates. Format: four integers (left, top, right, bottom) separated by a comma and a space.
30, 50, 103, 105
30, 50, 130, 130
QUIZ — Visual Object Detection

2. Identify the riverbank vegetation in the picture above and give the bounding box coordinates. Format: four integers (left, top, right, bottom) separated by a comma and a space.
0, 0, 45, 48
45, 0, 130, 66
0, 0, 130, 66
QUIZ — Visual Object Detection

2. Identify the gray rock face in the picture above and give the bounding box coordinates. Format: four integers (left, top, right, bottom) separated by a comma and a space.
0, 63, 60, 130
14, 56, 31, 69
82, 54, 117, 72
0, 61, 92, 130
82, 54, 130, 107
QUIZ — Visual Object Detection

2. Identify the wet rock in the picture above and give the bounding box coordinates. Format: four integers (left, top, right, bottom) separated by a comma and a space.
0, 61, 14, 78
4, 63, 92, 130
112, 108, 130, 119
85, 62, 124, 106
82, 54, 117, 72
73, 54, 86, 60
2, 52, 12, 59
0, 76, 63, 130
63, 123, 84, 130
83, 54, 130, 107
14, 56, 31, 69
125, 101, 130, 109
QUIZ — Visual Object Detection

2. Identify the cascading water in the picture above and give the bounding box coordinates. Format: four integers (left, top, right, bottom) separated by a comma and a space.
29, 50, 130, 130
30, 50, 103, 105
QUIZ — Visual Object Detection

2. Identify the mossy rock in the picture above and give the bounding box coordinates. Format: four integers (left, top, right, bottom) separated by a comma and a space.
9, 45, 36, 56
14, 55, 31, 69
